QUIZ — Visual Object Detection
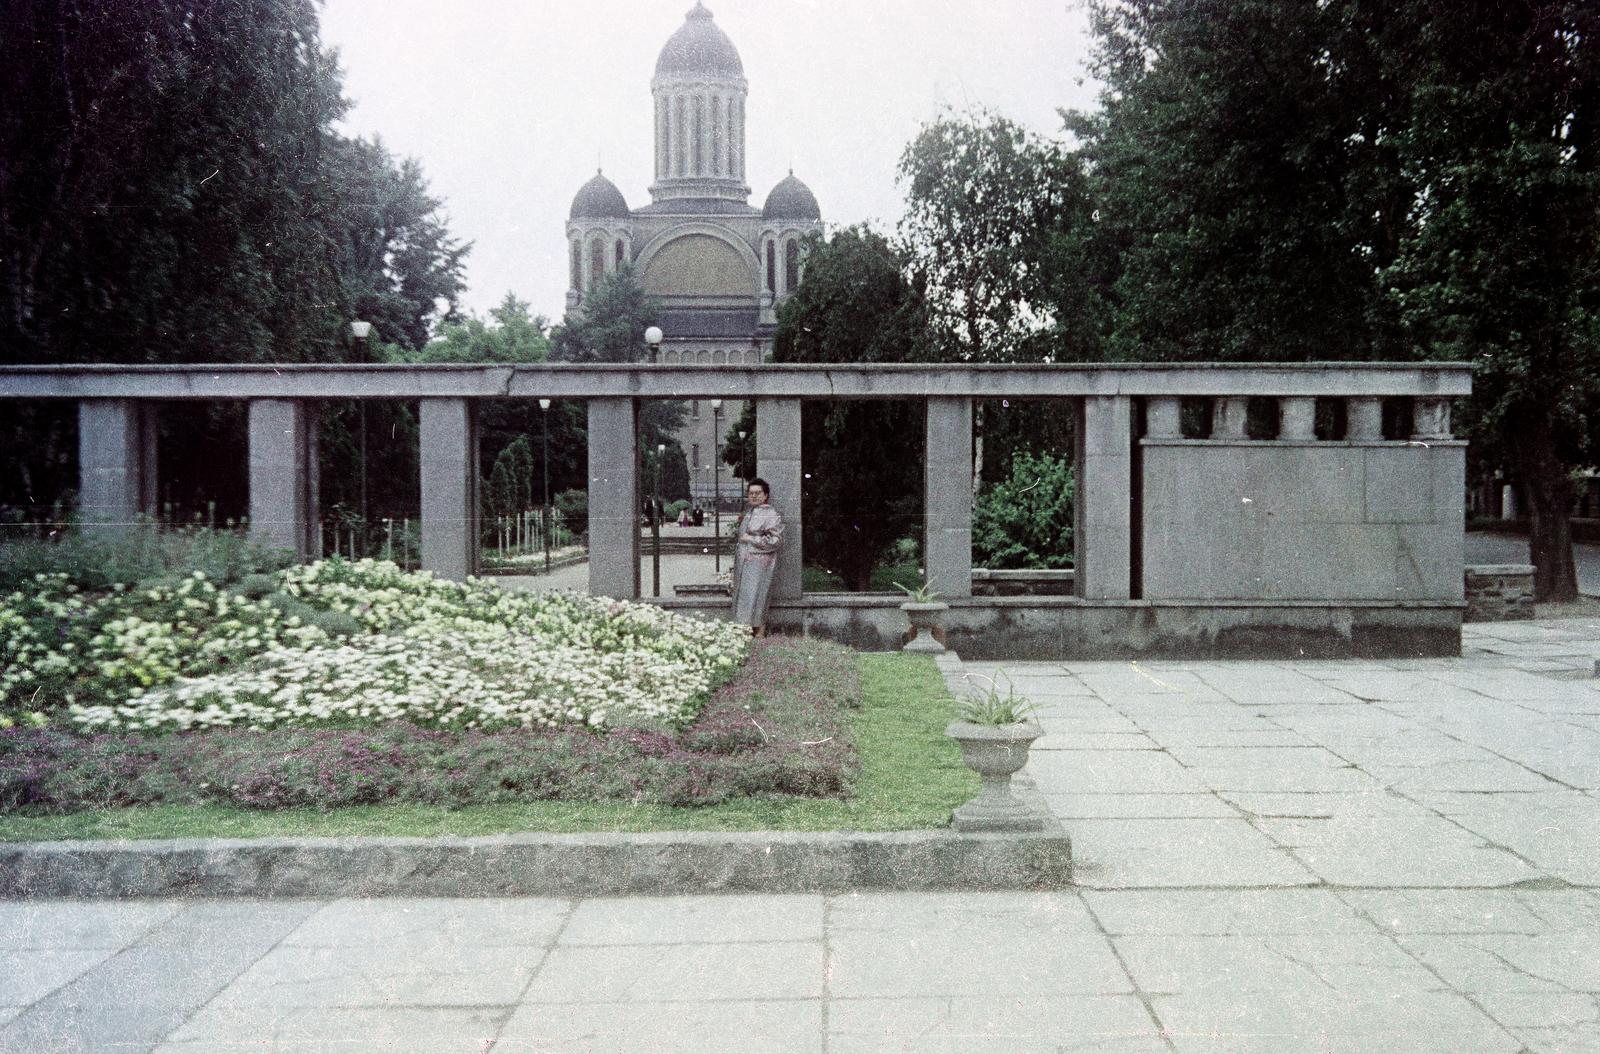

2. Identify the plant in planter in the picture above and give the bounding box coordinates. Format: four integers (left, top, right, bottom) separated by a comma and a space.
895, 578, 948, 653
946, 672, 1048, 832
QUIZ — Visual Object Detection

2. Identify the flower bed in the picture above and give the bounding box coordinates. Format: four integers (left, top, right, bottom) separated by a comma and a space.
0, 638, 856, 813
2, 558, 750, 734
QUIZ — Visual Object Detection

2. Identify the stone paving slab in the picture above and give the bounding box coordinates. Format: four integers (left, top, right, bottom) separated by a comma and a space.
7, 617, 1600, 1050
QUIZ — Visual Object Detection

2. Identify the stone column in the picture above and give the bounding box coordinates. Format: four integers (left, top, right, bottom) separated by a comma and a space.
1347, 397, 1384, 441
1413, 398, 1453, 440
925, 397, 973, 597
587, 397, 640, 598
755, 398, 803, 602
248, 399, 319, 559
1213, 396, 1249, 440
418, 398, 479, 581
1145, 397, 1181, 439
1279, 397, 1317, 440
78, 400, 157, 536
1074, 396, 1133, 600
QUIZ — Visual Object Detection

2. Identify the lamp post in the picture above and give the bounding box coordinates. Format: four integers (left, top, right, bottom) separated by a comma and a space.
711, 399, 722, 572
652, 442, 665, 596
738, 430, 748, 486
350, 320, 372, 555
539, 398, 551, 573
644, 325, 663, 364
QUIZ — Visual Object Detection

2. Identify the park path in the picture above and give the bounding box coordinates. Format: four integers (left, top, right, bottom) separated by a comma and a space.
5, 618, 1600, 1051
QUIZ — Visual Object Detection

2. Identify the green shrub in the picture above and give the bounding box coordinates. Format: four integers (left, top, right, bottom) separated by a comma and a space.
0, 527, 291, 593
973, 450, 1075, 570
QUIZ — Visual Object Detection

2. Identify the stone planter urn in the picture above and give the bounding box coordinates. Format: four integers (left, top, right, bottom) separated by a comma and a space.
901, 601, 949, 653
945, 719, 1046, 832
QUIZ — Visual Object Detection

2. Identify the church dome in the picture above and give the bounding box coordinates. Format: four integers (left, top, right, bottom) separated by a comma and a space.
569, 170, 630, 219
655, 3, 744, 79
762, 172, 821, 221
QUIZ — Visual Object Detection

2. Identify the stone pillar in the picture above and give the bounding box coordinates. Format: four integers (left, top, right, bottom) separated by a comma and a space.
925, 397, 973, 598
418, 398, 479, 581
78, 400, 157, 536
1413, 397, 1453, 440
587, 397, 640, 598
248, 399, 319, 559
1347, 397, 1384, 441
1074, 396, 1133, 600
755, 398, 803, 602
1145, 397, 1181, 439
1279, 397, 1317, 441
1213, 396, 1249, 440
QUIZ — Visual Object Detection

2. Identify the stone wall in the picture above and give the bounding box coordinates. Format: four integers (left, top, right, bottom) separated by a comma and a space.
1141, 441, 1465, 602
1464, 564, 1536, 622
970, 570, 1075, 597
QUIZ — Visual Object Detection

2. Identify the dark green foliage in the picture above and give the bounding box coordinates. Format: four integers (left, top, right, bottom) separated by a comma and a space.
0, 638, 860, 813
973, 452, 1076, 570
0, 528, 291, 593
899, 110, 1105, 362
772, 228, 930, 590
0, 0, 467, 520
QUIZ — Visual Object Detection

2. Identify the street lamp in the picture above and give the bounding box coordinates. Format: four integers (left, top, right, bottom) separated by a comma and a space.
738, 430, 748, 485
350, 320, 372, 555
644, 325, 663, 364
539, 398, 551, 573
652, 442, 665, 596
711, 399, 722, 572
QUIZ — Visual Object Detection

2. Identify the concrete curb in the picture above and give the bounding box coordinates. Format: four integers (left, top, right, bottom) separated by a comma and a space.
0, 824, 1072, 899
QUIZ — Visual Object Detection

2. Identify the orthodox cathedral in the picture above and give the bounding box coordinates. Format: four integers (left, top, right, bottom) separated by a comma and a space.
564, 3, 823, 500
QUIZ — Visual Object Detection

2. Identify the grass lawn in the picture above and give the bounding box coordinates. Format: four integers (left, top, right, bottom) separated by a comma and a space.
0, 653, 976, 842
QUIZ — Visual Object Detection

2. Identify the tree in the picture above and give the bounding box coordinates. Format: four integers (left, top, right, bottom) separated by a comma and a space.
549, 266, 686, 454
1379, 0, 1600, 601
770, 227, 931, 590
0, 0, 470, 522
412, 293, 551, 364
1071, 0, 1394, 363
898, 110, 1103, 363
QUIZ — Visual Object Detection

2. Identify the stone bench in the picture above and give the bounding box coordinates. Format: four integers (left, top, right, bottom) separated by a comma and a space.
1464, 564, 1536, 622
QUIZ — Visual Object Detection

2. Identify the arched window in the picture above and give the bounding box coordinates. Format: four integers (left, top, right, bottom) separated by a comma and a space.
589, 237, 605, 288
765, 241, 776, 293
570, 242, 581, 290
784, 239, 800, 292
615, 240, 625, 269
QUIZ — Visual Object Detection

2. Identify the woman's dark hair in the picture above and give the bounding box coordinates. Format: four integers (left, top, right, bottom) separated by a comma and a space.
748, 477, 771, 497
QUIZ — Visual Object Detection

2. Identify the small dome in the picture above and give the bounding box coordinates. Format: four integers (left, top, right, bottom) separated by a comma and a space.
655, 3, 744, 80
762, 172, 821, 221
569, 170, 630, 219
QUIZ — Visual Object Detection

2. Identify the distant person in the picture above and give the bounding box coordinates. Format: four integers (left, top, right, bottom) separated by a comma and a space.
692, 505, 704, 526
678, 506, 692, 527
731, 477, 783, 638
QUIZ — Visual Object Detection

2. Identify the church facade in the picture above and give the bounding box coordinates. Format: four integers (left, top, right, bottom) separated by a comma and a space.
565, 2, 822, 503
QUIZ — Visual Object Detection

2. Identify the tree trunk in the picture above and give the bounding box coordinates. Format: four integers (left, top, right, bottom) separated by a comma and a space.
1509, 420, 1579, 603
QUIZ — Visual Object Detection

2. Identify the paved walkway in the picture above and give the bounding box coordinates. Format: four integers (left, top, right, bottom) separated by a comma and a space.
6, 619, 1600, 1052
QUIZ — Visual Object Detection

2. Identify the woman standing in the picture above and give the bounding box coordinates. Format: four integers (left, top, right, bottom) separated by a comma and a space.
732, 477, 783, 637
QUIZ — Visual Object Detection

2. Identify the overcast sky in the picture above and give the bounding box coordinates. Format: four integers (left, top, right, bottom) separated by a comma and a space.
319, 0, 1102, 323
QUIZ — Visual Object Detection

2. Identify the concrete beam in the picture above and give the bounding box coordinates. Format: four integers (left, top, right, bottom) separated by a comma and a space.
1, 363, 1474, 402
77, 400, 157, 535
587, 397, 639, 598
418, 398, 479, 581
925, 397, 973, 598
1075, 396, 1133, 600
247, 399, 318, 559
755, 397, 802, 602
